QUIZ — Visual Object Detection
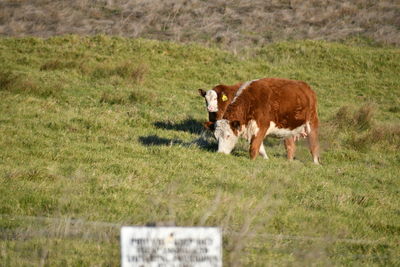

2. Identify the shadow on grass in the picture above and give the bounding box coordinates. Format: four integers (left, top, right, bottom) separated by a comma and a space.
141, 117, 217, 151
139, 135, 184, 146
138, 134, 292, 159
141, 119, 288, 156
153, 118, 204, 134
138, 135, 217, 151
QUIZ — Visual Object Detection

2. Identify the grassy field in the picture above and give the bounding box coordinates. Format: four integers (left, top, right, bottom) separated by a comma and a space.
0, 35, 399, 266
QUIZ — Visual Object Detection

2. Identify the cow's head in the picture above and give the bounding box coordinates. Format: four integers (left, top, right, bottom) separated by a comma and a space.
198, 87, 229, 122
207, 119, 241, 154
198, 88, 218, 112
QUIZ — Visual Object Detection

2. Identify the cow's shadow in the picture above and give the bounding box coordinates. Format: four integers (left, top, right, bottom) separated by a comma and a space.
153, 118, 204, 134
138, 134, 217, 151
138, 131, 288, 158
139, 118, 284, 155
139, 135, 185, 146
139, 118, 217, 151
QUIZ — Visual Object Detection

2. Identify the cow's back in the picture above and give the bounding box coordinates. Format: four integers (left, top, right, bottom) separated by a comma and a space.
224, 78, 318, 129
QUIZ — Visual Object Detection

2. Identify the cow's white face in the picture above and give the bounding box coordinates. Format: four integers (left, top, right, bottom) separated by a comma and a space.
205, 90, 218, 113
214, 120, 239, 154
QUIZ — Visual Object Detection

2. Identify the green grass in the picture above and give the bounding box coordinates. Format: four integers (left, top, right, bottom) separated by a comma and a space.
0, 35, 399, 266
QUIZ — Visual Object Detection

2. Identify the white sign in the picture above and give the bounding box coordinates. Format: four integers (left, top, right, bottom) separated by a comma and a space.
121, 227, 222, 267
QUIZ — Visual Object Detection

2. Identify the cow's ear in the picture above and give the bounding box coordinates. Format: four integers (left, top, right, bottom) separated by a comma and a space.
198, 89, 206, 97
230, 120, 241, 131
204, 121, 215, 131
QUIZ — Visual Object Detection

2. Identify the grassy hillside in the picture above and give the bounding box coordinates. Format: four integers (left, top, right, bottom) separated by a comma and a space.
1, 0, 400, 49
0, 35, 399, 266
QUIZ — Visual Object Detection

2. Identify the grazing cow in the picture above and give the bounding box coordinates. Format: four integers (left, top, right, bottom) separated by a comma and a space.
198, 83, 242, 122
199, 81, 272, 159
205, 78, 320, 164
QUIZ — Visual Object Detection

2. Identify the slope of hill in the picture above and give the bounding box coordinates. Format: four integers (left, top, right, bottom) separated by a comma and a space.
1, 0, 400, 49
0, 35, 399, 265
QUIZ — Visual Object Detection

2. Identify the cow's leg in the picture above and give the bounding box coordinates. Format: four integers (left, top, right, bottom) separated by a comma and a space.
284, 137, 296, 161
249, 129, 267, 160
307, 123, 320, 164
259, 143, 269, 159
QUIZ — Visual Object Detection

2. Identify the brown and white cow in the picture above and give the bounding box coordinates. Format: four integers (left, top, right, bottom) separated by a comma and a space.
205, 78, 320, 164
198, 83, 242, 122
199, 81, 273, 159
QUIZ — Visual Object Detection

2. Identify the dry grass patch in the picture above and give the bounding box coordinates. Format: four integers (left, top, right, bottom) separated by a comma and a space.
84, 61, 148, 83
0, 70, 63, 98
324, 104, 400, 152
40, 60, 78, 71
1, 0, 399, 49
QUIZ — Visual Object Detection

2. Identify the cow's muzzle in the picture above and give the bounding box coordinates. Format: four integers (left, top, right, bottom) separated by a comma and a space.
207, 106, 218, 112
